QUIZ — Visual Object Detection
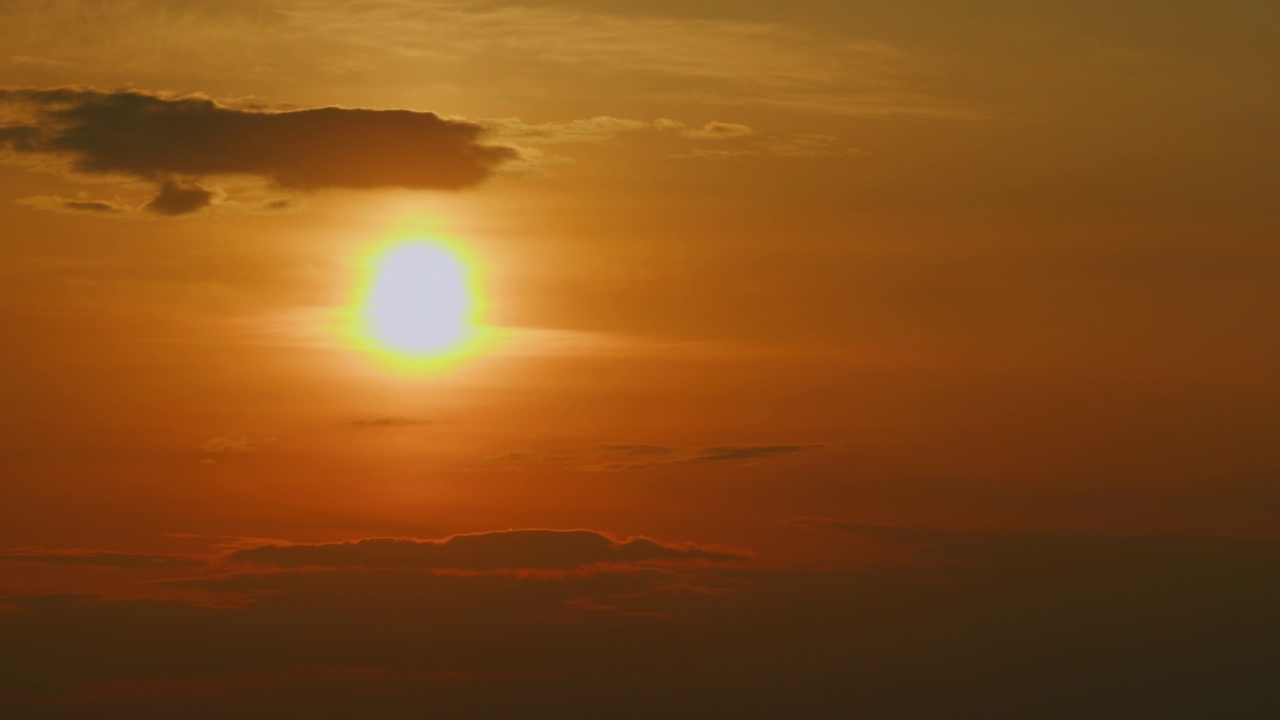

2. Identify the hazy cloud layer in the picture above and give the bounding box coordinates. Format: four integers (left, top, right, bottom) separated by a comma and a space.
0, 87, 517, 213
230, 529, 746, 571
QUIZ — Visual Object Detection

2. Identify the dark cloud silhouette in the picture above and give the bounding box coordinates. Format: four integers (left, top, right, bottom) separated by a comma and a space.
0, 87, 518, 214
144, 179, 213, 215
229, 529, 747, 571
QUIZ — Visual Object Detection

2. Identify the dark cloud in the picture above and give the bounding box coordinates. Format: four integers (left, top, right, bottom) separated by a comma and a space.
144, 179, 213, 215
0, 87, 518, 214
0, 548, 203, 569
229, 529, 747, 571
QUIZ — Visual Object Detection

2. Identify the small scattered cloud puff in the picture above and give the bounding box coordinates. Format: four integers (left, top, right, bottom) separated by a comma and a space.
0, 86, 518, 214
674, 120, 754, 139
229, 529, 748, 571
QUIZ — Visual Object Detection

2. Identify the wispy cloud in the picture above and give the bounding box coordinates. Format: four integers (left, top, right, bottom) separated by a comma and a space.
199, 436, 276, 454
15, 194, 127, 214
279, 0, 959, 117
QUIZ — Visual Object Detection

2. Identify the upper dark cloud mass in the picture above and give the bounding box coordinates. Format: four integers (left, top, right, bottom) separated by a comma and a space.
229, 529, 746, 571
0, 87, 518, 213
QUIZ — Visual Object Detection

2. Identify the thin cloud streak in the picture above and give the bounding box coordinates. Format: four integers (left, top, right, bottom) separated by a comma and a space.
490, 443, 823, 471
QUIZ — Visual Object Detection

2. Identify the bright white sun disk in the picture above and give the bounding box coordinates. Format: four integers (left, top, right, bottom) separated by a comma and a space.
361, 242, 472, 356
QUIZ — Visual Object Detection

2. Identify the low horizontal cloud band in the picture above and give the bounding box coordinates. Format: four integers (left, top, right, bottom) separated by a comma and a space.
229, 529, 748, 571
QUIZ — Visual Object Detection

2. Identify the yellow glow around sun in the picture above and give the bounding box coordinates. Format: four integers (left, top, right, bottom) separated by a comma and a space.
349, 236, 484, 370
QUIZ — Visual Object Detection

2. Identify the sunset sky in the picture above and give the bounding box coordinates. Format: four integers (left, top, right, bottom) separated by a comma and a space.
2, 1, 1278, 717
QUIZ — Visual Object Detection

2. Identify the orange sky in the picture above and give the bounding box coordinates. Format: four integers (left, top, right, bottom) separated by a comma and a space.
1, 1, 1278, 717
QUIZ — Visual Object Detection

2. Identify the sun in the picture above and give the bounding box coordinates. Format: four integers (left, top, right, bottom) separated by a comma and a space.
349, 236, 483, 369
